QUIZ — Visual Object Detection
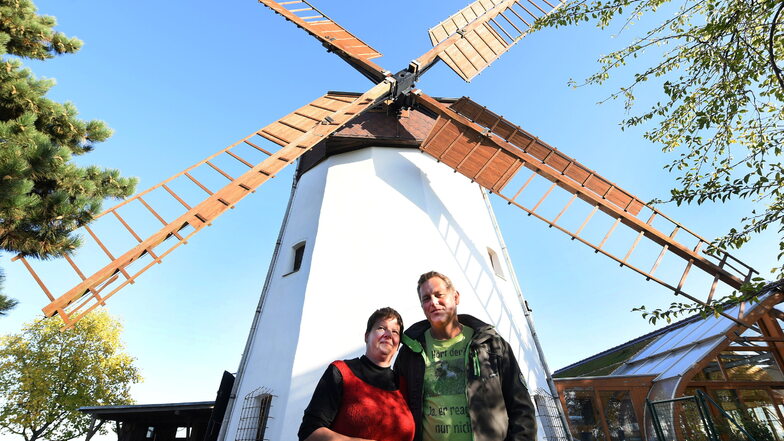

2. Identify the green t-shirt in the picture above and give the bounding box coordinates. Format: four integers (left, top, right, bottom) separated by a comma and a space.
422, 326, 475, 441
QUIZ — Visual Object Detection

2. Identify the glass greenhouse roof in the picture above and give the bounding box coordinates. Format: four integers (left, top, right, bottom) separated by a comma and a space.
612, 302, 752, 380
554, 286, 784, 381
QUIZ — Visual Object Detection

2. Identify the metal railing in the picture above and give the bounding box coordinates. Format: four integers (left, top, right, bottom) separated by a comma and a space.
647, 390, 777, 441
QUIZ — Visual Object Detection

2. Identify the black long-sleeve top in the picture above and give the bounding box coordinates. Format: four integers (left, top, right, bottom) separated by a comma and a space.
297, 356, 399, 440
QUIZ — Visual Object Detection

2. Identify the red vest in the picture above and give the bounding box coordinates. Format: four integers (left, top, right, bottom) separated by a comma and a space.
331, 360, 416, 441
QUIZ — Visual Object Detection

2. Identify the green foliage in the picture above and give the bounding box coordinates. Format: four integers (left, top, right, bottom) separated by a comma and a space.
0, 0, 137, 261
0, 269, 16, 316
714, 409, 777, 441
0, 0, 82, 60
0, 310, 141, 441
0, 295, 15, 316
0, 0, 137, 315
632, 278, 780, 324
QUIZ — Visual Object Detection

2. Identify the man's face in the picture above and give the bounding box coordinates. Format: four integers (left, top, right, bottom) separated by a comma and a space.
419, 276, 460, 328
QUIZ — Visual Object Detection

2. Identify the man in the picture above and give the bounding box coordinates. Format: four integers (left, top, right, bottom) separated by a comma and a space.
395, 271, 537, 441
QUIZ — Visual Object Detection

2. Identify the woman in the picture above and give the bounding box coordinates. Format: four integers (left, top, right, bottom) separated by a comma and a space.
298, 307, 415, 441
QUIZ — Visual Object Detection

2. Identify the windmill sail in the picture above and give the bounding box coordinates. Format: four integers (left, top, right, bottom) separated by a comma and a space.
415, 93, 759, 322
17, 83, 392, 328
419, 0, 562, 81
259, 0, 387, 82
16, 0, 761, 332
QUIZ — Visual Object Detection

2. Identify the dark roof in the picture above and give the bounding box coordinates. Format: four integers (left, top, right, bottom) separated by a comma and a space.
296, 94, 460, 178
80, 401, 214, 413
79, 401, 214, 424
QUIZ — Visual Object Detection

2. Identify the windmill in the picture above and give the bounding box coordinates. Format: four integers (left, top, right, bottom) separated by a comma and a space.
12, 0, 765, 440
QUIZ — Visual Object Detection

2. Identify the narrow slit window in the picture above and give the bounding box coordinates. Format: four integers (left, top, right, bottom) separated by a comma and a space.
292, 242, 306, 273
488, 247, 505, 279
236, 388, 274, 441
255, 394, 273, 441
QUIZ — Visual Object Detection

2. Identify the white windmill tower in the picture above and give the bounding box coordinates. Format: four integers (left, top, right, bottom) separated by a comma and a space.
216, 100, 567, 440
15, 1, 761, 440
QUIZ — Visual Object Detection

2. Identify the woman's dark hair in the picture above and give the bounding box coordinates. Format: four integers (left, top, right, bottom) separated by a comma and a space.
365, 307, 404, 336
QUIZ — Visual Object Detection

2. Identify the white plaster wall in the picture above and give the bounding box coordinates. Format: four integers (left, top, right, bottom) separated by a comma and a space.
223, 147, 552, 441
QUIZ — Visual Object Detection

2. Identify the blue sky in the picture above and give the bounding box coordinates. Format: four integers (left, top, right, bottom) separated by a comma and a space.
0, 0, 778, 420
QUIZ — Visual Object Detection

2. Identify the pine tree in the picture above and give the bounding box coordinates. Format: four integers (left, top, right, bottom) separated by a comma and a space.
0, 295, 15, 317
0, 269, 15, 316
0, 0, 137, 313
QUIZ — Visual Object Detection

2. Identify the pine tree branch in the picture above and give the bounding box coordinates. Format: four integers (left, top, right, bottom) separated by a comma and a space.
0, 294, 18, 317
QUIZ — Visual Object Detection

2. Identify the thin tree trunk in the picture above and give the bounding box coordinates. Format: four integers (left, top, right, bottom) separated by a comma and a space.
769, 1, 784, 94
84, 417, 106, 441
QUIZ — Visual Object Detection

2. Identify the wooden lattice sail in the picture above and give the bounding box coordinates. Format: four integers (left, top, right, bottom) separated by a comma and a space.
414, 92, 758, 324
16, 83, 391, 328
258, 0, 387, 81
418, 0, 563, 81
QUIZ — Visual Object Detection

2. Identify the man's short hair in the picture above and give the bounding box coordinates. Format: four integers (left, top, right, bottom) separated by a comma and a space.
365, 307, 404, 336
416, 271, 455, 296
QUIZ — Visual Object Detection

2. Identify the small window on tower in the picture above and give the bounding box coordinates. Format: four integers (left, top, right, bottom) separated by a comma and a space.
175, 427, 190, 439
236, 388, 274, 441
292, 242, 306, 273
488, 247, 505, 279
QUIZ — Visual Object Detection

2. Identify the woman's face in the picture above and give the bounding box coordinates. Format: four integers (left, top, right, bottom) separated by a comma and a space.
364, 317, 401, 367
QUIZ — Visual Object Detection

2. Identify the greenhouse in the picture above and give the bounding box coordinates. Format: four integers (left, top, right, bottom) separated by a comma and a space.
554, 283, 784, 441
